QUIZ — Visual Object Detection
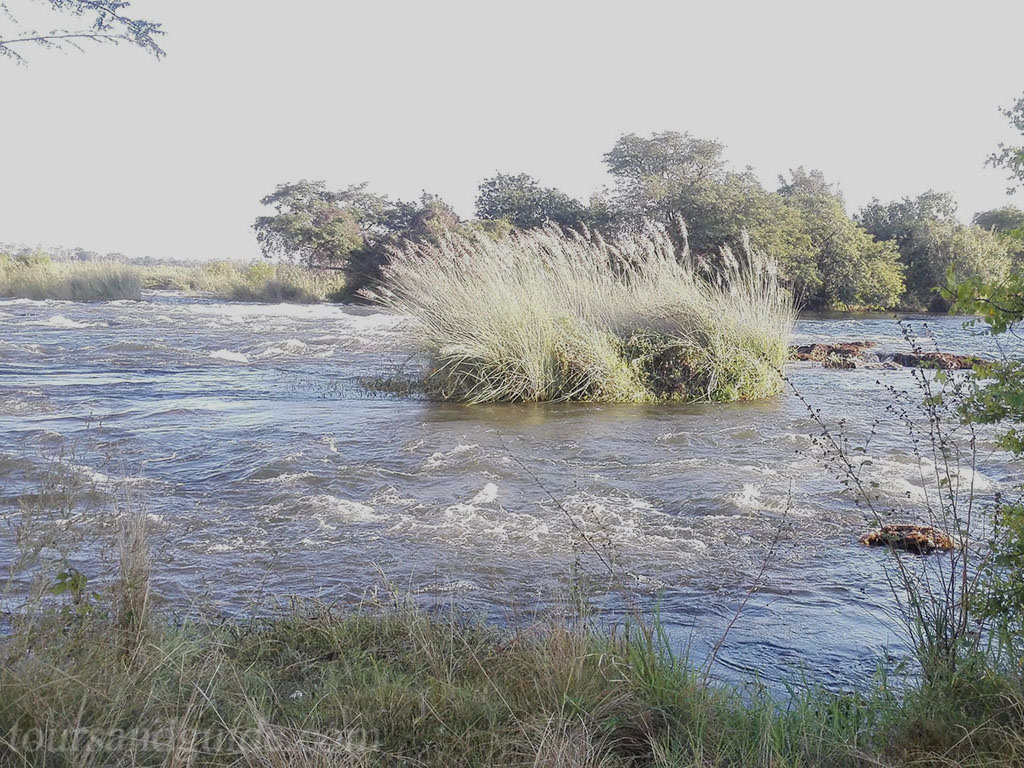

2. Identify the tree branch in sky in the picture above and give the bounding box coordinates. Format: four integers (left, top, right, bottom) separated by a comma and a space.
0, 0, 164, 63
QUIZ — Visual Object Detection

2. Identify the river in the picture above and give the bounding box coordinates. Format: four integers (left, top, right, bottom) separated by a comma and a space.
0, 293, 1017, 690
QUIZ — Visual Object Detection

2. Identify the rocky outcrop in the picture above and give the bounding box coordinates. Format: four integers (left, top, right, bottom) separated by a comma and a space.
791, 342, 981, 371
859, 524, 954, 554
791, 342, 877, 362
888, 351, 981, 370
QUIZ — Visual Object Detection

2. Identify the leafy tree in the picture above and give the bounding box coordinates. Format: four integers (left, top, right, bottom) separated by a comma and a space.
343, 192, 467, 294
254, 180, 468, 297
475, 173, 589, 230
776, 166, 842, 201
0, 0, 164, 62
605, 134, 805, 276
253, 180, 367, 269
858, 191, 960, 244
779, 169, 904, 308
990, 92, 1024, 193
602, 136, 903, 308
603, 132, 769, 256
859, 192, 1012, 310
974, 205, 1024, 234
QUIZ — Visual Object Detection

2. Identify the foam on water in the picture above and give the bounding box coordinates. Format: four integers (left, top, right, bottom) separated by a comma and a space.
210, 349, 249, 363
257, 339, 311, 358
309, 494, 382, 524
34, 314, 93, 329
470, 482, 499, 504
423, 444, 480, 470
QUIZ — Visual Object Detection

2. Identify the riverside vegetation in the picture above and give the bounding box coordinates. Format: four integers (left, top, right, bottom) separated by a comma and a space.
0, 251, 345, 304
251, 129, 1024, 312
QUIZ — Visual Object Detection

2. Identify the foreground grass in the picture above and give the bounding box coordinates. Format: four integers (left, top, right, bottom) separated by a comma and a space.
0, 253, 345, 303
2, 602, 1022, 767
368, 224, 795, 404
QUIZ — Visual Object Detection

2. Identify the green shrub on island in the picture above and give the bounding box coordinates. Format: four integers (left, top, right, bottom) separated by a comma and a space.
367, 223, 795, 404
255, 135, 1018, 312
0, 252, 143, 301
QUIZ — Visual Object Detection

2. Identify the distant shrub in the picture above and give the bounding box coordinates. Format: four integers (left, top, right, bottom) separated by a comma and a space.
0, 255, 344, 304
367, 223, 795, 403
139, 261, 346, 303
217, 263, 346, 303
0, 256, 142, 301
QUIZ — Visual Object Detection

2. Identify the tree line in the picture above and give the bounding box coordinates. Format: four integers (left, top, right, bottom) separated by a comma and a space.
255, 121, 1024, 311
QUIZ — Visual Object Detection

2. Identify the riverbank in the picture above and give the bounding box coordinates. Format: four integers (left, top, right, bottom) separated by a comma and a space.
0, 254, 345, 303
3, 599, 1022, 767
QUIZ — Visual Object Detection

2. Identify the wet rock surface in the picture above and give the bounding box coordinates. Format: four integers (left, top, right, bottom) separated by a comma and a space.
887, 351, 981, 370
859, 524, 954, 554
792, 342, 878, 362
791, 342, 981, 370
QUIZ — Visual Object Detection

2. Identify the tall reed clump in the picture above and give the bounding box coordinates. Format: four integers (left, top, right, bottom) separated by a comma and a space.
0, 255, 142, 301
366, 223, 796, 403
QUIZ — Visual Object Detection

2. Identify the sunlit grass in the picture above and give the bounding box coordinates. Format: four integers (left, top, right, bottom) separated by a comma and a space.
142, 260, 347, 302
367, 223, 796, 403
4, 598, 1023, 768
0, 253, 346, 303
0, 255, 143, 301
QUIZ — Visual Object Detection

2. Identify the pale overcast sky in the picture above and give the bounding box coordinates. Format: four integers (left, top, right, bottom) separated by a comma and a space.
2, 0, 1023, 261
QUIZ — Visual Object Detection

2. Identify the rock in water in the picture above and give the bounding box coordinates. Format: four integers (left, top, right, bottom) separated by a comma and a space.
888, 352, 980, 370
792, 341, 877, 362
859, 524, 954, 554
791, 342, 982, 371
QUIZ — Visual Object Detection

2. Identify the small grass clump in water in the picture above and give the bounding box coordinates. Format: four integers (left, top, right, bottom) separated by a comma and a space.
366, 223, 796, 403
0, 254, 143, 301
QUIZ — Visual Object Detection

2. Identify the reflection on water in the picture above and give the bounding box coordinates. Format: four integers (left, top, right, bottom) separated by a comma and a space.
0, 295, 1018, 689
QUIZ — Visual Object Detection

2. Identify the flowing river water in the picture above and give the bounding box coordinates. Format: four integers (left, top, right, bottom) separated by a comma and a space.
1, 293, 1019, 690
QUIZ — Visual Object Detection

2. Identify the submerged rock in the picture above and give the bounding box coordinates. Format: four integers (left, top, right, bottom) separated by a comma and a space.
792, 341, 877, 362
791, 342, 981, 371
888, 351, 981, 370
823, 353, 862, 369
859, 524, 954, 554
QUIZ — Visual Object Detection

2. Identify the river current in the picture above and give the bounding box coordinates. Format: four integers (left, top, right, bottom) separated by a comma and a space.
0, 293, 1019, 689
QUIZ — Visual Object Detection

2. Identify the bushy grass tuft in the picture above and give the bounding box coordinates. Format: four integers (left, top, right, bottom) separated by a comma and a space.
0, 255, 143, 301
143, 261, 347, 303
0, 253, 346, 304
367, 224, 796, 403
